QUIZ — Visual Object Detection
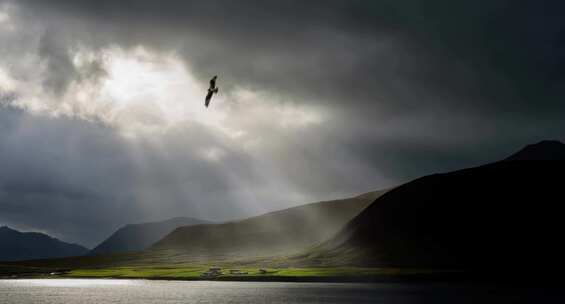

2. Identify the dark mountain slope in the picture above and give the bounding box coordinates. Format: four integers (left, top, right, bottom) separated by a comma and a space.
0, 226, 88, 262
312, 141, 565, 271
89, 217, 210, 255
505, 140, 565, 161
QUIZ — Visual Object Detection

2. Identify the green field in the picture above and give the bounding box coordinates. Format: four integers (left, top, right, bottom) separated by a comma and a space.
63, 266, 433, 280
1, 245, 445, 281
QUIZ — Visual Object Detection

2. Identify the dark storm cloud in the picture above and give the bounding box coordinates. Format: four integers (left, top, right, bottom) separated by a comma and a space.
0, 90, 16, 104
12, 1, 565, 160
14, 0, 565, 116
38, 29, 78, 95
1, 0, 565, 246
0, 108, 128, 245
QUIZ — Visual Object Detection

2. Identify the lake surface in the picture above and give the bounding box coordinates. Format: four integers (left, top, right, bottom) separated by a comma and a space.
0, 279, 563, 303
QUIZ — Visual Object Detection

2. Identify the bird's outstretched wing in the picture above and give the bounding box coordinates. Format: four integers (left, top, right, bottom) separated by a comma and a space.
204, 76, 218, 108
205, 90, 214, 107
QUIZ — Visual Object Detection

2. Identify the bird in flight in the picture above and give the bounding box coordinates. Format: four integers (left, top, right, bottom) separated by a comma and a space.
205, 75, 219, 108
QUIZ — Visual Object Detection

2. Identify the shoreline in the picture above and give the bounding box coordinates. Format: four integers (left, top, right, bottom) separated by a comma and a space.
1, 271, 481, 284
3, 273, 562, 286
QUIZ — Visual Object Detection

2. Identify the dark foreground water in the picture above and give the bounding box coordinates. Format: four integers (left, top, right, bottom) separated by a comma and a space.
0, 279, 563, 304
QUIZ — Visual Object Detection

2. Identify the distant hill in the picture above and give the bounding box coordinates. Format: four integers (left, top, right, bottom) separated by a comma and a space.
0, 226, 88, 262
505, 140, 565, 161
89, 217, 211, 256
310, 141, 565, 272
150, 191, 385, 259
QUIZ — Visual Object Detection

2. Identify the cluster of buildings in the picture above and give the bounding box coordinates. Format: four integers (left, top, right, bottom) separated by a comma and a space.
200, 267, 267, 278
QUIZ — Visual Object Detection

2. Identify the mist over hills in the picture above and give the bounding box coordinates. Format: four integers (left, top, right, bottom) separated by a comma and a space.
0, 226, 88, 262
89, 217, 211, 256
310, 140, 565, 271
5, 140, 565, 281
1, 191, 384, 271
150, 190, 385, 259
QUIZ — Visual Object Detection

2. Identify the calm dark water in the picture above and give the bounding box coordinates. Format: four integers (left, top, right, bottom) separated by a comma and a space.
0, 279, 562, 304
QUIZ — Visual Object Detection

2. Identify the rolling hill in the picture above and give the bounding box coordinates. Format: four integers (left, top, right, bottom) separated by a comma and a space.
504, 139, 565, 161
309, 140, 565, 271
2, 190, 385, 272
0, 226, 88, 261
89, 217, 211, 256
149, 190, 385, 259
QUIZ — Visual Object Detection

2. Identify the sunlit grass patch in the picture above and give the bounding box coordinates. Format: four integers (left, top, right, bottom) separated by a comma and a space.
64, 266, 436, 280
66, 267, 204, 278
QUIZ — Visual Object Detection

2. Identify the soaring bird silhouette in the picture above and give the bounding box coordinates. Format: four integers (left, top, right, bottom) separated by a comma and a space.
205, 75, 219, 108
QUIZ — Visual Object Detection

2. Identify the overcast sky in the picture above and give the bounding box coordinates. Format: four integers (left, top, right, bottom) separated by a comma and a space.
1, 0, 564, 247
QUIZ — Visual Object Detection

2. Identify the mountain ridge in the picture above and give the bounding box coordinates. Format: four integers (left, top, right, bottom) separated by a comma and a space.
89, 216, 211, 256
505, 140, 565, 161
307, 141, 565, 272
0, 226, 88, 262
